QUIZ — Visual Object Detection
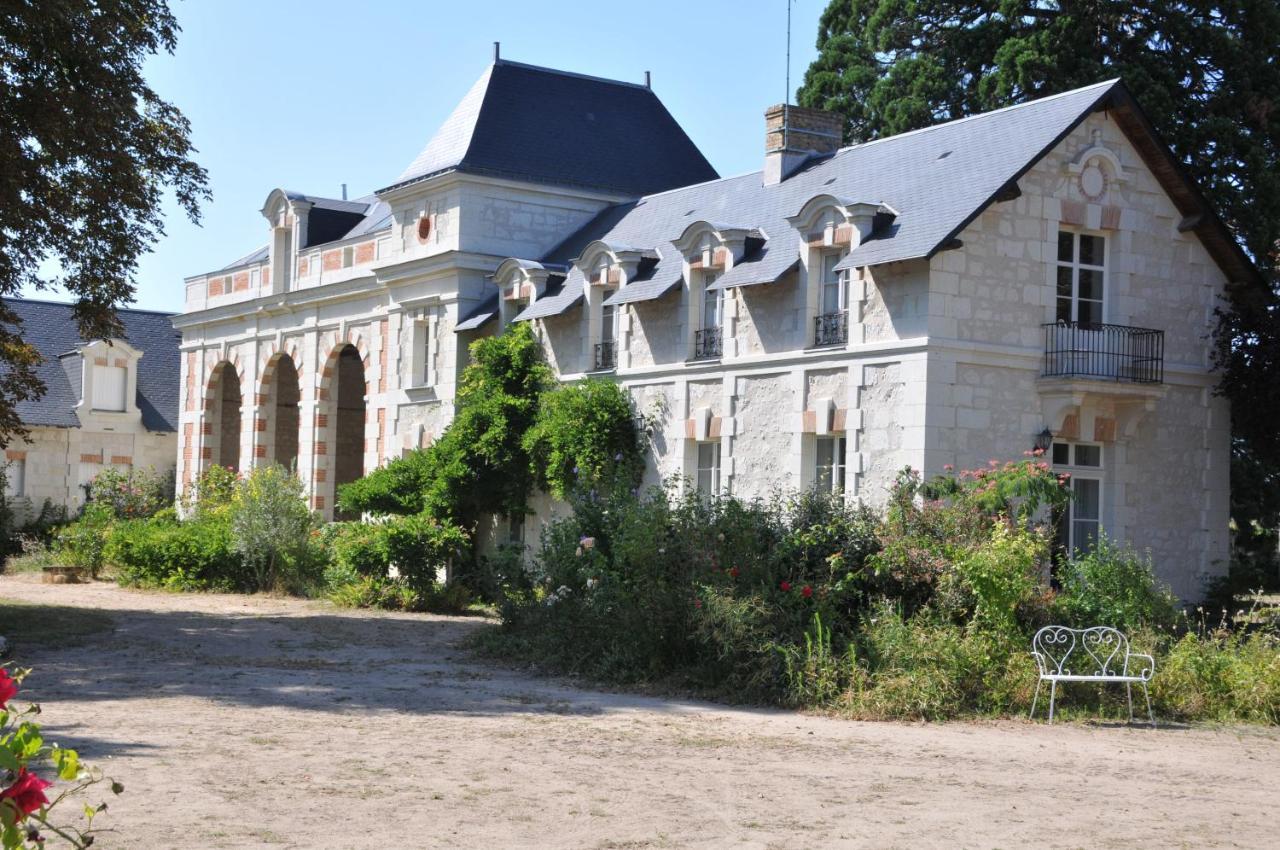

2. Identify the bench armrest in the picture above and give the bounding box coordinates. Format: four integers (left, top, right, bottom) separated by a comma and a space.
1030, 650, 1049, 676
1126, 653, 1155, 681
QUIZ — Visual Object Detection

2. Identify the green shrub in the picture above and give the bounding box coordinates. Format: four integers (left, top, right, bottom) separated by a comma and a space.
379, 513, 468, 590
87, 466, 174, 519
1055, 536, 1181, 631
55, 501, 115, 577
229, 465, 320, 593
522, 378, 644, 499
330, 522, 388, 577
952, 521, 1043, 636
107, 515, 243, 591
1151, 630, 1280, 723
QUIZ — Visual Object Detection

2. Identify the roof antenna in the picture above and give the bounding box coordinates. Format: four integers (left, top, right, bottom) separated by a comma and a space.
784, 0, 794, 152
644, 70, 651, 89
341, 183, 347, 201
493, 41, 500, 62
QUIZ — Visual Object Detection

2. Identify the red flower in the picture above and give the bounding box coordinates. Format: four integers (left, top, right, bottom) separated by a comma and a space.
0, 769, 52, 820
0, 669, 16, 709
694, 599, 702, 609
780, 581, 792, 592
728, 567, 740, 579
801, 585, 813, 598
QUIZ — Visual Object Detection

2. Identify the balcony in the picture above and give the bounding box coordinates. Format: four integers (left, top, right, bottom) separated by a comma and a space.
594, 340, 616, 371
693, 327, 722, 360
814, 311, 848, 347
1041, 321, 1164, 384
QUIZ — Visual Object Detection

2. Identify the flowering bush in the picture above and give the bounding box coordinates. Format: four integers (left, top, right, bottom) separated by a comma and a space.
1, 667, 122, 848
86, 467, 173, 520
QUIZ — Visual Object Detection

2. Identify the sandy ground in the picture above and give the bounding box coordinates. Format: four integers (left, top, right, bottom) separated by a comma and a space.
1, 575, 1277, 850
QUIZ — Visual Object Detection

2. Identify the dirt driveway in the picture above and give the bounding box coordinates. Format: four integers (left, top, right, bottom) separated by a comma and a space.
2, 574, 1276, 849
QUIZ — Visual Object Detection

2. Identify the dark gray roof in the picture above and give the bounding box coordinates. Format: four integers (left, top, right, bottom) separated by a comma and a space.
385, 60, 719, 196
515, 79, 1133, 320
455, 293, 499, 331
2, 298, 181, 432
214, 196, 392, 274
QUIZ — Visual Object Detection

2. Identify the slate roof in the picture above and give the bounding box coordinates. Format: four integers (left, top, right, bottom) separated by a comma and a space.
1, 298, 181, 432
385, 60, 719, 196
513, 80, 1134, 321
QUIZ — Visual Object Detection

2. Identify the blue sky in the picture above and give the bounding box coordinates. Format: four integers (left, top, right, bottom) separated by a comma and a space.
27, 0, 830, 312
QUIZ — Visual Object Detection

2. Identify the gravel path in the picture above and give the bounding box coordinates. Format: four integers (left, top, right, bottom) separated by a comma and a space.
2, 574, 1276, 849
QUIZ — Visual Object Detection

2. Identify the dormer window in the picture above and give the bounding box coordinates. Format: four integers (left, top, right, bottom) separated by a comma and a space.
572, 241, 653, 373
93, 360, 128, 411
695, 270, 723, 360
78, 339, 142, 418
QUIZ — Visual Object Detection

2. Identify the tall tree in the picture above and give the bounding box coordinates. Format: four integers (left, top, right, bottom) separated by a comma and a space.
0, 0, 209, 442
799, 0, 1280, 571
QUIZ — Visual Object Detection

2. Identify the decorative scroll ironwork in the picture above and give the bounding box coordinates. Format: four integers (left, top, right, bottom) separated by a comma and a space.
594, 340, 616, 371
693, 327, 722, 360
1041, 321, 1164, 384
814, 311, 848, 347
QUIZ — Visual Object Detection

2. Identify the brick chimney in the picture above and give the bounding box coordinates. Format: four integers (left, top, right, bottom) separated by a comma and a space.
763, 104, 844, 185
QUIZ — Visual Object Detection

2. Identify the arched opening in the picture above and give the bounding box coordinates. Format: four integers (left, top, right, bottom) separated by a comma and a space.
332, 345, 365, 515
207, 362, 242, 472
261, 353, 300, 472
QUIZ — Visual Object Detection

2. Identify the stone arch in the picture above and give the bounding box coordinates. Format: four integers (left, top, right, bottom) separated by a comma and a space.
204, 361, 242, 472
314, 341, 368, 516
257, 351, 301, 472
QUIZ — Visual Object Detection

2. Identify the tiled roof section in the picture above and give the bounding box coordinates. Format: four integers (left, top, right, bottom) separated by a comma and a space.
1, 298, 181, 432
455, 293, 499, 332
221, 245, 268, 270
387, 60, 719, 196
514, 270, 583, 321
517, 79, 1129, 319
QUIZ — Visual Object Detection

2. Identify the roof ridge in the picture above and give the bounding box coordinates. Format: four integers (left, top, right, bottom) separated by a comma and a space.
1, 296, 176, 317
837, 79, 1121, 155
493, 58, 652, 92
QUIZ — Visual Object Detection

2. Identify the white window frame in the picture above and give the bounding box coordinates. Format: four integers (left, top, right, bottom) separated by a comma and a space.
4, 459, 25, 499
1055, 230, 1106, 325
601, 303, 617, 345
695, 441, 721, 495
701, 271, 722, 331
1053, 441, 1104, 557
819, 252, 846, 316
814, 435, 847, 494
411, 312, 436, 388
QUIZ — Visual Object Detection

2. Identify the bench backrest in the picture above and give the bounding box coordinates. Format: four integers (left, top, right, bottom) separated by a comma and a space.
1032, 625, 1132, 677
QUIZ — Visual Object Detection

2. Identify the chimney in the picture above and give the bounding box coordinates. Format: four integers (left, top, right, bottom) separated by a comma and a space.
763, 104, 843, 186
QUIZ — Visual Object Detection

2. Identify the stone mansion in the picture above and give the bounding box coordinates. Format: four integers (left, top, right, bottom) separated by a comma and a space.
173, 56, 1257, 599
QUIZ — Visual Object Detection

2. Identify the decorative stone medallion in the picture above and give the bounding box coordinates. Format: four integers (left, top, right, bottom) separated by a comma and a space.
1079, 161, 1108, 200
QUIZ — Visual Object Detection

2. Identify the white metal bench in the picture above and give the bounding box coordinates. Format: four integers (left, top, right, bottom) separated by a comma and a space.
1030, 625, 1155, 726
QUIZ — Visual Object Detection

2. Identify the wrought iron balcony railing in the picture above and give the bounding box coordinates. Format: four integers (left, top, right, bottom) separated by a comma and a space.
1042, 321, 1164, 384
814, 311, 848, 347
594, 340, 616, 371
693, 327, 722, 360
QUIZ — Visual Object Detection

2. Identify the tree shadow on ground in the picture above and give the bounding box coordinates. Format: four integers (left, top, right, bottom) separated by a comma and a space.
9, 603, 741, 722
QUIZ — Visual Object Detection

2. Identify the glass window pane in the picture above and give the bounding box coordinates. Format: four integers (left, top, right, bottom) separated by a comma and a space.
1077, 299, 1103, 325
1073, 478, 1100, 520
1056, 297, 1073, 323
601, 306, 615, 343
822, 253, 839, 285
816, 437, 833, 468
1056, 265, 1074, 298
823, 280, 841, 314
1057, 231, 1074, 263
1078, 268, 1103, 301
1073, 520, 1100, 554
1074, 445, 1101, 467
1052, 443, 1070, 465
703, 288, 719, 328
1079, 234, 1104, 267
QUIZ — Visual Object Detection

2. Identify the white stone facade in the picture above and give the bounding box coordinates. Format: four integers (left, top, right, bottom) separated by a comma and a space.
175, 75, 1239, 600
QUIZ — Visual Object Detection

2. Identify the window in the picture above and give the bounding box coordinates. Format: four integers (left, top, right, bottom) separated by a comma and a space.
702, 272, 721, 330
820, 253, 845, 315
1052, 442, 1103, 558
342, 246, 354, 268
419, 320, 432, 386
695, 441, 721, 495
507, 514, 525, 545
1056, 232, 1105, 325
93, 364, 128, 412
814, 436, 847, 494
601, 304, 616, 344
4, 459, 24, 498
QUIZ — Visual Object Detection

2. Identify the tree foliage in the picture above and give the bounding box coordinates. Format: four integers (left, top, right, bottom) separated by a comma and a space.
0, 0, 209, 442
798, 0, 1280, 570
338, 322, 554, 527
523, 378, 644, 500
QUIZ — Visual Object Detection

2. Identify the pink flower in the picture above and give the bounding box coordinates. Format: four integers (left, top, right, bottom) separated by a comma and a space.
943, 464, 954, 472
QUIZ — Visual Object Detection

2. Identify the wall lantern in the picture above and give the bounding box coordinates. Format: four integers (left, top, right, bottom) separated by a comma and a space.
1034, 428, 1054, 453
